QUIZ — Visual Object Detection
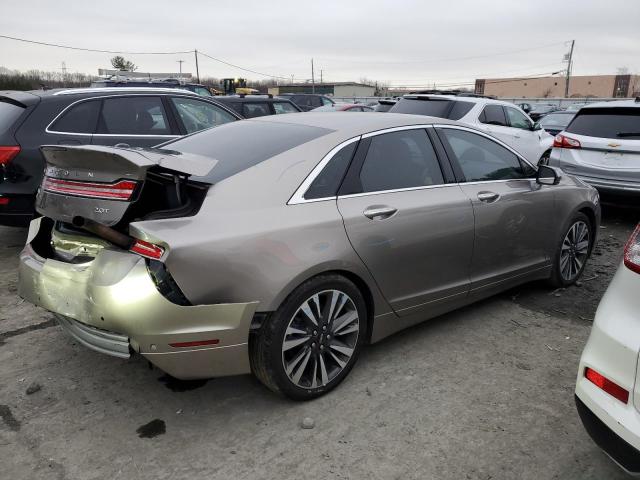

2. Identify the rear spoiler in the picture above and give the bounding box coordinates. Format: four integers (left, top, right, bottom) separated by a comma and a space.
0, 91, 41, 108
40, 145, 218, 178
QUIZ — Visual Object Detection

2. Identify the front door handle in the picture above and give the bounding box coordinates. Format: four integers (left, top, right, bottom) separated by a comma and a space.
477, 191, 500, 203
363, 206, 398, 220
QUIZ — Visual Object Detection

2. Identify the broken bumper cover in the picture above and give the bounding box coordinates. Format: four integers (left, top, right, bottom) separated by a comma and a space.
18, 231, 258, 380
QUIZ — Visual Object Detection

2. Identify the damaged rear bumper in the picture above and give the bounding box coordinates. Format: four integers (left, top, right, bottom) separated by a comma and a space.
18, 219, 258, 379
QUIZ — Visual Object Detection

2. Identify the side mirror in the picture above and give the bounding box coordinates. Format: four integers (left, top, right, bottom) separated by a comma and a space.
537, 165, 562, 185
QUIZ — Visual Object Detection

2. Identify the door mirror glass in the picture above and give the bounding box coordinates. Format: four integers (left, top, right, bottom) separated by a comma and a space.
536, 165, 561, 185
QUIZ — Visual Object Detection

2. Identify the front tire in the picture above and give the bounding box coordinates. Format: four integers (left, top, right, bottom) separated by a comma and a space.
549, 212, 593, 287
250, 274, 367, 400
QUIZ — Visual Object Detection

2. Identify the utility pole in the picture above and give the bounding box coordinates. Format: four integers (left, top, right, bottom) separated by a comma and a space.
177, 60, 184, 79
61, 62, 67, 88
194, 49, 200, 83
311, 58, 315, 93
320, 69, 323, 83
564, 40, 575, 98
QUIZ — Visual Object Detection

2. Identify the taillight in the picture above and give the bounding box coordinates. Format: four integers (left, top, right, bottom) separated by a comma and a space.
130, 239, 164, 259
585, 367, 629, 404
0, 146, 20, 165
42, 177, 137, 200
553, 134, 581, 149
624, 223, 640, 274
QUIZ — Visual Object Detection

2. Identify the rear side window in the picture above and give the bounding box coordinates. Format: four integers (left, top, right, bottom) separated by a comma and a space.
359, 129, 444, 193
439, 128, 527, 182
98, 96, 171, 135
565, 107, 640, 139
50, 100, 100, 134
304, 141, 357, 200
0, 100, 25, 136
479, 105, 507, 126
165, 121, 333, 184
242, 103, 271, 118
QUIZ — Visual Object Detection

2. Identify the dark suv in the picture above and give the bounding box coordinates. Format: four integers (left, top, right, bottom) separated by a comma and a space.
0, 87, 241, 226
214, 95, 302, 118
278, 93, 335, 111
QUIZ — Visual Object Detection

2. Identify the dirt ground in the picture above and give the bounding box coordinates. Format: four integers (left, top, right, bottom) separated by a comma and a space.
0, 204, 638, 480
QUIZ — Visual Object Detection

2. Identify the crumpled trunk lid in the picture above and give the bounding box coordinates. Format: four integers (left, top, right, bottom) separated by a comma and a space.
36, 145, 216, 227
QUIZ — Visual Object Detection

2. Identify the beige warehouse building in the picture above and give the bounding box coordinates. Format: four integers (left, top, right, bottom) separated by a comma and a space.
475, 74, 640, 98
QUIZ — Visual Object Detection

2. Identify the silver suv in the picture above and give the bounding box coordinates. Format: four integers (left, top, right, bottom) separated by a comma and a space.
549, 99, 640, 196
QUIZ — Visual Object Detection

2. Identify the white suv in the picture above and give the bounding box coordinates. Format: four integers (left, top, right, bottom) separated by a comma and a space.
549, 99, 640, 196
389, 93, 553, 164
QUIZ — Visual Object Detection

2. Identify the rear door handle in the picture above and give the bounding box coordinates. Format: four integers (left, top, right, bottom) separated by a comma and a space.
477, 191, 500, 203
363, 206, 398, 220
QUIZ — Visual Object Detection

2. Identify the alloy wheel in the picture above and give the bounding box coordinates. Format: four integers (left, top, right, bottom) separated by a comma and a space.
281, 289, 359, 389
560, 220, 590, 281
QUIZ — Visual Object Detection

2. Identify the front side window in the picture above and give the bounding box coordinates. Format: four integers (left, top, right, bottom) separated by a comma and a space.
479, 105, 507, 126
50, 100, 101, 134
505, 107, 532, 130
304, 141, 357, 200
98, 96, 171, 135
273, 102, 299, 114
321, 97, 333, 106
439, 128, 527, 182
171, 97, 236, 134
242, 103, 271, 118
359, 129, 444, 193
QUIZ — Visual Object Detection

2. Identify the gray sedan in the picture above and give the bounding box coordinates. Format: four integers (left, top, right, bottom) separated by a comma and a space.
19, 113, 600, 399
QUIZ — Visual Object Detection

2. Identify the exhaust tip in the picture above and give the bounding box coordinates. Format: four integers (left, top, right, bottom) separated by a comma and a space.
71, 216, 85, 228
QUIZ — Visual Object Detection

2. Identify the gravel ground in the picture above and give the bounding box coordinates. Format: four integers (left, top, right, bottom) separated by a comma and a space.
0, 205, 638, 480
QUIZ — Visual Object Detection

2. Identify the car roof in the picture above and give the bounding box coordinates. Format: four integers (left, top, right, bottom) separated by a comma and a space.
42, 87, 204, 97
581, 99, 640, 109
401, 94, 514, 108
249, 111, 458, 138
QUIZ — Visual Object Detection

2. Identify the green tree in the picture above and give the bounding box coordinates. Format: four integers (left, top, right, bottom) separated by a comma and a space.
110, 56, 137, 72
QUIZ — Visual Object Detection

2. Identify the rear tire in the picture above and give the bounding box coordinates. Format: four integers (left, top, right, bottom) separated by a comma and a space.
250, 274, 367, 400
549, 212, 593, 287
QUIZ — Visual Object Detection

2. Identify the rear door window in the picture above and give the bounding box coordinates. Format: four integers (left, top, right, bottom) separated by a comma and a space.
170, 97, 236, 133
565, 107, 640, 139
273, 102, 299, 114
98, 96, 171, 135
438, 128, 527, 182
242, 103, 272, 118
359, 129, 444, 193
480, 105, 507, 126
49, 100, 101, 134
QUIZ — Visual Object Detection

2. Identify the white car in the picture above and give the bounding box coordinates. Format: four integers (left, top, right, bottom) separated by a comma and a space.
389, 93, 554, 164
575, 223, 640, 474
549, 99, 640, 195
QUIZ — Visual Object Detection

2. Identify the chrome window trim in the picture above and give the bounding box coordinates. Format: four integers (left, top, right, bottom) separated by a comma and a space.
287, 123, 537, 205
53, 87, 195, 96
287, 136, 361, 205
45, 93, 238, 137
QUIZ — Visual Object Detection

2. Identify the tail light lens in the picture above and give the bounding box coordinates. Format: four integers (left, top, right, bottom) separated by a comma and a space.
585, 367, 629, 404
130, 239, 164, 260
624, 223, 640, 274
0, 146, 20, 165
553, 134, 581, 149
42, 177, 137, 200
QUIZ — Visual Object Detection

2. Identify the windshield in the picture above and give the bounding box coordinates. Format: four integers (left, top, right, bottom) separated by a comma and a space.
565, 107, 640, 139
531, 104, 556, 112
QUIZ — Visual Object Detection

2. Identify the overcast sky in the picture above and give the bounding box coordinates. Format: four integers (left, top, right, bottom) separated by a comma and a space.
1, 0, 639, 87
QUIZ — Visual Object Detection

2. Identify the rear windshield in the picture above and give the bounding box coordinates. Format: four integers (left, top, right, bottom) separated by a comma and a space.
565, 107, 640, 139
162, 120, 333, 183
389, 98, 473, 120
0, 99, 26, 136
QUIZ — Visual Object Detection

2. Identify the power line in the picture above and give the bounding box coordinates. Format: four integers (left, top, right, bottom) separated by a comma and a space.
0, 34, 194, 55
197, 50, 289, 80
